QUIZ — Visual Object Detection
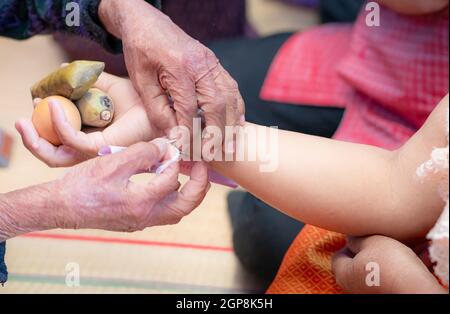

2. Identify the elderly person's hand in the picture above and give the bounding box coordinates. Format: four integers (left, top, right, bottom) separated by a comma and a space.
98, 0, 245, 138
16, 71, 161, 167
332, 235, 447, 294
0, 140, 209, 241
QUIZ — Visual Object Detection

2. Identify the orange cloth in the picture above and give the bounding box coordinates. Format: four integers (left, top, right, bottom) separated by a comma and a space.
267, 225, 346, 294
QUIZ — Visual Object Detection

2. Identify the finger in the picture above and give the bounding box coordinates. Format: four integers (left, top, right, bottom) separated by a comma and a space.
146, 160, 181, 199
113, 139, 169, 179
162, 162, 210, 216
15, 119, 83, 167
331, 248, 355, 290
216, 67, 242, 127
196, 63, 227, 136
93, 71, 127, 93
49, 99, 102, 156
141, 84, 177, 136
164, 74, 198, 134
102, 107, 155, 147
346, 235, 388, 254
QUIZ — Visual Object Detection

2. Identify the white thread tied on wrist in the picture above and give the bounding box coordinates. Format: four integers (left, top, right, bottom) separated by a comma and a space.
98, 142, 180, 175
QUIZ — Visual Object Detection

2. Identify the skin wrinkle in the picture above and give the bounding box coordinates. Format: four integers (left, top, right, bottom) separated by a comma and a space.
0, 183, 56, 241
100, 0, 243, 139
0, 140, 209, 240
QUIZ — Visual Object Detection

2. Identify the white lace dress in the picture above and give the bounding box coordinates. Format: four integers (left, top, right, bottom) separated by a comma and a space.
416, 111, 449, 287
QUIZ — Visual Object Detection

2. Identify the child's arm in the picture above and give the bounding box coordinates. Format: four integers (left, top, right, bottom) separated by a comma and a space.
212, 95, 449, 241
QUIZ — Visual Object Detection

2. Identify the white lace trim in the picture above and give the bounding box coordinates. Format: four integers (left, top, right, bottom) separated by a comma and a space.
416, 109, 449, 287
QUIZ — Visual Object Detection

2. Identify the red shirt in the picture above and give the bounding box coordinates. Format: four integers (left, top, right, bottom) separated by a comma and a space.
261, 4, 449, 149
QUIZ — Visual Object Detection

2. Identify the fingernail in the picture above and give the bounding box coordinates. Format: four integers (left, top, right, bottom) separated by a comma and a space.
32, 141, 39, 150
240, 115, 246, 125
151, 138, 169, 155
98, 146, 112, 156
48, 100, 63, 117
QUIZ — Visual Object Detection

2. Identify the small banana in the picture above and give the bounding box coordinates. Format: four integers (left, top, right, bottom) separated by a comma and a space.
76, 88, 114, 128
31, 61, 105, 100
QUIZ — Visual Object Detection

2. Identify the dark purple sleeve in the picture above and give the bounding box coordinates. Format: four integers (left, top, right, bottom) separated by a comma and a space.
0, 0, 161, 53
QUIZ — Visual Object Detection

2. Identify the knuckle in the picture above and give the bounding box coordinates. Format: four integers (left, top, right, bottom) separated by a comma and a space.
180, 195, 200, 211
203, 46, 218, 62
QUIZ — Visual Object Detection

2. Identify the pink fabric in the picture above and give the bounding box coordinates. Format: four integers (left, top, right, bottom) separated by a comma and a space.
261, 4, 449, 149
261, 24, 353, 107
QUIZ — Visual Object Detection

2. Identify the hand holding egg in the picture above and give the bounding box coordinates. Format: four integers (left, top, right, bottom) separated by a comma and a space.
31, 61, 115, 146
17, 68, 158, 167
32, 96, 82, 146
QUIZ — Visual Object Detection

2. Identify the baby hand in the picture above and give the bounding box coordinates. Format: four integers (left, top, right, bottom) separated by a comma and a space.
332, 235, 447, 294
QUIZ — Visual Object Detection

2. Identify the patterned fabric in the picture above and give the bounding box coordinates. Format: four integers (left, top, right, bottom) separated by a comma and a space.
267, 225, 346, 294
0, 0, 161, 53
263, 3, 448, 294
261, 25, 353, 108
262, 4, 449, 150
0, 242, 6, 285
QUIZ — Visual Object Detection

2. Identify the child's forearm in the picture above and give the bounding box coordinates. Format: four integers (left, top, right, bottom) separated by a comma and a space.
211, 123, 398, 237
211, 101, 447, 241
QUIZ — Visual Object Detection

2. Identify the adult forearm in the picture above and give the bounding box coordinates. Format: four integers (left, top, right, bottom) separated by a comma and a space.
0, 182, 60, 241
98, 0, 164, 39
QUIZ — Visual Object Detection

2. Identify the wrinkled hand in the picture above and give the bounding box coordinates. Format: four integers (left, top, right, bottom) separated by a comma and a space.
51, 140, 209, 231
16, 71, 161, 167
100, 0, 245, 139
332, 235, 446, 294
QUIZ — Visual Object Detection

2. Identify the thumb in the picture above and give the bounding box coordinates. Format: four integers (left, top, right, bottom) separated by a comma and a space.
111, 139, 170, 180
